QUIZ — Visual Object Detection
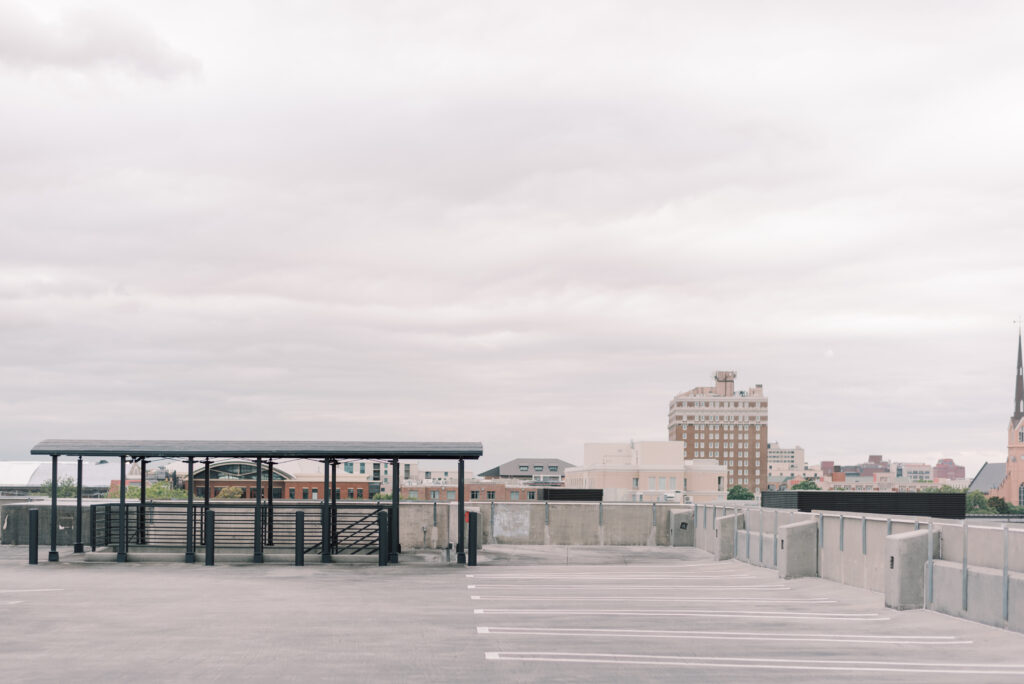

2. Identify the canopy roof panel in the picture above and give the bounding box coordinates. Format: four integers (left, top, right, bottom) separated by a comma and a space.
31, 439, 483, 460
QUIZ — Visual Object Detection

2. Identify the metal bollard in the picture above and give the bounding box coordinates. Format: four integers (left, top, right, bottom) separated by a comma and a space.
205, 510, 215, 566
295, 511, 305, 566
468, 511, 478, 567
28, 509, 38, 565
377, 509, 389, 567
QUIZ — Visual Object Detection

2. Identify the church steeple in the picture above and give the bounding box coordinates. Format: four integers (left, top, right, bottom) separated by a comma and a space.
1014, 328, 1024, 423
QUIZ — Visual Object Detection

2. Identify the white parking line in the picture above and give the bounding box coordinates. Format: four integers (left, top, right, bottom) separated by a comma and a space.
470, 596, 835, 604
468, 585, 786, 589
465, 573, 755, 580
0, 589, 64, 593
476, 626, 973, 646
483, 652, 1024, 675
473, 608, 888, 621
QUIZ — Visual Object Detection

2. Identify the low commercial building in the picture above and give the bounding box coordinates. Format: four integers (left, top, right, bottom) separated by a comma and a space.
564, 441, 727, 503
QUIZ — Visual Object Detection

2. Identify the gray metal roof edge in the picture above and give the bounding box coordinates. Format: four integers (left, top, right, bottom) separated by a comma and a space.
30, 439, 483, 460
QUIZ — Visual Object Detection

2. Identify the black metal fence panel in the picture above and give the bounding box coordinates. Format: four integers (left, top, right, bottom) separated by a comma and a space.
760, 491, 965, 519
539, 488, 603, 501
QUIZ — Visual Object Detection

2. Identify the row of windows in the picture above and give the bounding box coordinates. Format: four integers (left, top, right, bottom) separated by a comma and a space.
519, 465, 560, 472
677, 401, 767, 408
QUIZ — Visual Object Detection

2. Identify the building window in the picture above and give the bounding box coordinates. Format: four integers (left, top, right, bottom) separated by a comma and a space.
670, 477, 677, 489
658, 477, 666, 490
549, 466, 558, 472
347, 488, 354, 498
344, 462, 353, 474
430, 490, 439, 500
356, 488, 363, 499
404, 464, 411, 479
446, 491, 455, 500
528, 491, 535, 500
648, 477, 656, 489
408, 490, 419, 499
312, 488, 318, 500
632, 477, 639, 489
510, 491, 520, 501
471, 490, 479, 499
519, 465, 529, 472
534, 465, 543, 472
302, 488, 309, 500
360, 463, 365, 474
487, 491, 496, 499
289, 487, 295, 499
1019, 483, 1023, 507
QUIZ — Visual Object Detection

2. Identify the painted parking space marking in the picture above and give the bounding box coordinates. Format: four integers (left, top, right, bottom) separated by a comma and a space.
475, 626, 973, 646
470, 595, 835, 604
483, 651, 1024, 675
473, 608, 888, 620
466, 583, 788, 590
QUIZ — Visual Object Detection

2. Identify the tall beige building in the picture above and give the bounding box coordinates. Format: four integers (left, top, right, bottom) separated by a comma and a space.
668, 370, 768, 492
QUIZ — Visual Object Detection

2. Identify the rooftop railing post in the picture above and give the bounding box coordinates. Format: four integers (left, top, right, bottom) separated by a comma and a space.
185, 456, 195, 563
28, 508, 38, 565
205, 509, 215, 566
203, 458, 211, 512
89, 504, 96, 552
391, 457, 401, 560
321, 459, 331, 563
74, 455, 84, 553
139, 457, 146, 545
1003, 524, 1010, 623
457, 459, 466, 564
295, 511, 304, 566
117, 455, 127, 563
254, 456, 264, 563
927, 520, 934, 607
48, 454, 59, 562
962, 518, 969, 612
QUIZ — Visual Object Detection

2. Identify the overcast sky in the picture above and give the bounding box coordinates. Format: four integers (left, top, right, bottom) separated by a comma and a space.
2, 1, 1023, 475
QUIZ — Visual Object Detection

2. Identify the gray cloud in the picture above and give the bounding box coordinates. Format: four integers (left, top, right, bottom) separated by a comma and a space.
0, 2, 200, 79
1, 2, 1023, 475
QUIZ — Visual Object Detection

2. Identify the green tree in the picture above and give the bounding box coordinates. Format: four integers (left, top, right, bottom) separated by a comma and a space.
727, 485, 754, 500
791, 479, 821, 490
106, 480, 189, 500
966, 490, 992, 514
215, 486, 244, 499
988, 496, 1012, 515
36, 476, 77, 497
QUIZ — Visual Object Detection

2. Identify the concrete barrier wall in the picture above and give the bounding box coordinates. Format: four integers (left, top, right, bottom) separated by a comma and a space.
1, 500, 87, 545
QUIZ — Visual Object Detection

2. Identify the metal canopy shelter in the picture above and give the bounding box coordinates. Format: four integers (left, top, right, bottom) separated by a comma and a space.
30, 439, 483, 565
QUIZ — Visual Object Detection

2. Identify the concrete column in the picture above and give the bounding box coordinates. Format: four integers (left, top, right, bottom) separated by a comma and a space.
715, 513, 739, 561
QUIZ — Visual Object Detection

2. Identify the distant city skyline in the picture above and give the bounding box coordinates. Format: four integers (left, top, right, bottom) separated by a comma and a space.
3, 3, 1024, 475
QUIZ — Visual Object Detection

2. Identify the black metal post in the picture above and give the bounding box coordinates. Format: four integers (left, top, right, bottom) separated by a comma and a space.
74, 455, 84, 553
89, 504, 96, 551
457, 458, 466, 564
117, 455, 127, 562
266, 458, 274, 546
295, 511, 304, 566
185, 457, 195, 563
321, 459, 330, 563
203, 458, 211, 510
378, 509, 389, 567
389, 457, 400, 563
254, 456, 263, 563
205, 509, 215, 566
48, 454, 59, 562
29, 508, 38, 565
330, 459, 337, 553
138, 457, 146, 545
468, 511, 478, 567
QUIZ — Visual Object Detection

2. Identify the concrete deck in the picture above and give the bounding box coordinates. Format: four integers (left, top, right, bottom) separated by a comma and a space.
2, 545, 1023, 682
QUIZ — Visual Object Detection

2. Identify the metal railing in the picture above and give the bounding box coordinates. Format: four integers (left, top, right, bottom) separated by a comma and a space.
90, 501, 386, 555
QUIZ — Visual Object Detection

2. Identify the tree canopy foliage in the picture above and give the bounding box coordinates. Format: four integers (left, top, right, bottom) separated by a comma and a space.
727, 485, 754, 500
790, 479, 820, 490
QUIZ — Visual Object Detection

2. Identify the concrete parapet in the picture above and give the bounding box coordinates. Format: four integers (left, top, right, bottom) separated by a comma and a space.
931, 560, 1024, 632
778, 520, 818, 580
669, 508, 695, 547
715, 513, 741, 561
884, 528, 940, 610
